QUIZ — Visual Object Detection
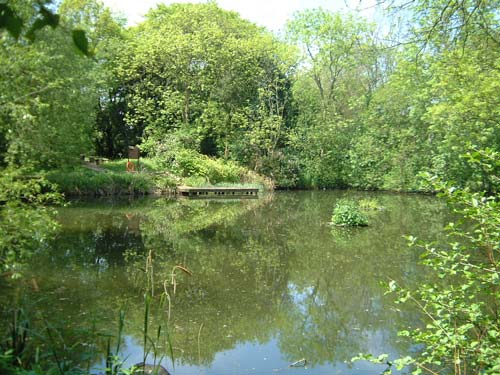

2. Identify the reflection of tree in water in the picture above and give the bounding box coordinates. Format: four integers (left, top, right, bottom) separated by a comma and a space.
10, 192, 450, 371
49, 212, 146, 267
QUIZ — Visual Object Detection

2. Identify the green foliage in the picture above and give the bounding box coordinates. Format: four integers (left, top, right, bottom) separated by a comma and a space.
2, 0, 499, 192
0, 0, 124, 169
395, 0, 500, 50
286, 9, 378, 117
285, 9, 388, 188
0, 0, 91, 56
348, 41, 500, 191
173, 149, 244, 184
114, 2, 295, 176
47, 167, 154, 195
1, 0, 500, 372
423, 51, 500, 190
461, 148, 500, 194
1, 14, 93, 167
101, 158, 162, 174
45, 156, 265, 195
0, 3, 24, 39
331, 199, 368, 227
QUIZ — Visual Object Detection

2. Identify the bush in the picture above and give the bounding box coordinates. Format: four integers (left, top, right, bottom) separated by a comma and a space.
331, 199, 368, 226
101, 158, 161, 173
173, 149, 244, 184
153, 174, 179, 190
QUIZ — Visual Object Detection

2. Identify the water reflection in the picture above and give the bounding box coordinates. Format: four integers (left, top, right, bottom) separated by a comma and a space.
3, 191, 449, 374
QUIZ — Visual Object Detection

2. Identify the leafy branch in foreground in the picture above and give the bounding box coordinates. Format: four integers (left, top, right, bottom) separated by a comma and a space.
1, 0, 91, 56
353, 148, 500, 374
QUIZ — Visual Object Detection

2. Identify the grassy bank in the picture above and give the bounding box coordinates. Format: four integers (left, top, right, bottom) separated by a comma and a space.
46, 167, 159, 196
46, 157, 271, 196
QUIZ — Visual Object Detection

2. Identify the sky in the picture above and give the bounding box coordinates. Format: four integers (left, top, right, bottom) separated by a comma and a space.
100, 0, 379, 32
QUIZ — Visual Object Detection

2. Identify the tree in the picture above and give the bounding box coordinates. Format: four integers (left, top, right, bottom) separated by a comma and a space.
57, 0, 130, 159
353, 0, 500, 191
114, 2, 295, 173
0, 0, 125, 168
285, 9, 384, 187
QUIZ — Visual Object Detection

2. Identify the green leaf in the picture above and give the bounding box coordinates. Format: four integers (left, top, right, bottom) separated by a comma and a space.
488, 330, 499, 338
0, 4, 23, 39
394, 356, 414, 370
72, 29, 90, 56
25, 6, 60, 41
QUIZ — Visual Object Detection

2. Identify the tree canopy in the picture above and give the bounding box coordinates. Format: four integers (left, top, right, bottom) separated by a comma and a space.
1, 0, 498, 190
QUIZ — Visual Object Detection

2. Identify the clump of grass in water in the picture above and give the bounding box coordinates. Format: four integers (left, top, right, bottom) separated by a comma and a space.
359, 198, 384, 211
331, 199, 368, 227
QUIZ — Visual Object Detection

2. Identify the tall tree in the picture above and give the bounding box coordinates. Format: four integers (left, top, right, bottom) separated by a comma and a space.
353, 0, 500, 190
285, 9, 384, 187
116, 2, 296, 172
57, 0, 129, 159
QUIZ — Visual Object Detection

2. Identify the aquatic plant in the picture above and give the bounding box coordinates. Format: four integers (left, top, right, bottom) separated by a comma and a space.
359, 198, 384, 211
331, 199, 368, 226
104, 310, 125, 375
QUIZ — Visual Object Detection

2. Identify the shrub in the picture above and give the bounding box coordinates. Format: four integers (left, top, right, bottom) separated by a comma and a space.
182, 175, 209, 187
153, 175, 179, 190
331, 199, 368, 226
173, 149, 244, 184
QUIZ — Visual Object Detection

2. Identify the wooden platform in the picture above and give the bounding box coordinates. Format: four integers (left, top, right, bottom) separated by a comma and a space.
177, 186, 259, 197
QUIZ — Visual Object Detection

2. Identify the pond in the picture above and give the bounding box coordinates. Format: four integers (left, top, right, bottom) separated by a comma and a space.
3, 191, 450, 374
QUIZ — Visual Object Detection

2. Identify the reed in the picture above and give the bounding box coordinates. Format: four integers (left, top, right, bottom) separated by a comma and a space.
104, 310, 126, 375
137, 252, 190, 374
0, 251, 192, 375
43, 320, 64, 375
10, 309, 29, 364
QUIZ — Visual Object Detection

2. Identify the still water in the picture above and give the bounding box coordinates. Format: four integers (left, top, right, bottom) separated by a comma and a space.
10, 191, 450, 374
